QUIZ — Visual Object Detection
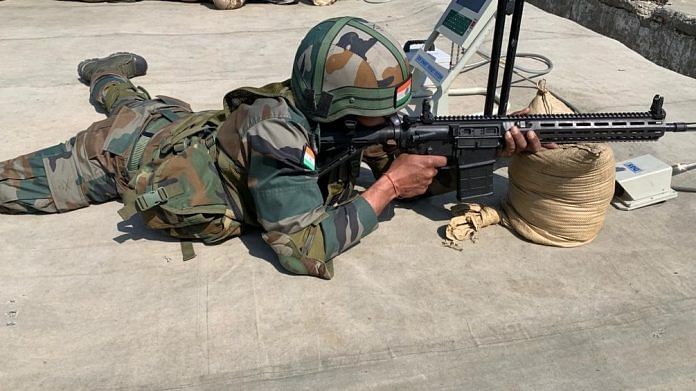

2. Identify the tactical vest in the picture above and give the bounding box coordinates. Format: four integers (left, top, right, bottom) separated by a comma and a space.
117, 81, 357, 261
116, 107, 239, 260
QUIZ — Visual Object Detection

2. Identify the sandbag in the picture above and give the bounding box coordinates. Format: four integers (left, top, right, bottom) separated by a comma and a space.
502, 144, 615, 247
442, 82, 614, 249
527, 79, 574, 114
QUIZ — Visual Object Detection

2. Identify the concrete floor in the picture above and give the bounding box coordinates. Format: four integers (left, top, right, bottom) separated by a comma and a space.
1, 0, 696, 389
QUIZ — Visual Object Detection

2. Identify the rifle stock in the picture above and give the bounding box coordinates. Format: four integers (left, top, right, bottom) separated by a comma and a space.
319, 95, 695, 201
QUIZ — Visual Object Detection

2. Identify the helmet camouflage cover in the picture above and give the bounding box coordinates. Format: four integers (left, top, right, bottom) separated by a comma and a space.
291, 16, 413, 123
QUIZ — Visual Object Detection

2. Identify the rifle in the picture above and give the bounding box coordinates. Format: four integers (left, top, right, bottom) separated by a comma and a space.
318, 95, 696, 201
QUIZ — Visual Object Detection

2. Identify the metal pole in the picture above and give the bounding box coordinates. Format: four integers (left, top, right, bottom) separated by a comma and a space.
484, 0, 509, 116
498, 0, 526, 115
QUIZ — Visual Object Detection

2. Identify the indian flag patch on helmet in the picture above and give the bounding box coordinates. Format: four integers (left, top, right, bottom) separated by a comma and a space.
302, 145, 316, 171
395, 77, 412, 107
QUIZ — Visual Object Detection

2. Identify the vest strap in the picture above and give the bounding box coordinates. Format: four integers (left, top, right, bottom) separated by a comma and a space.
180, 241, 196, 261
135, 183, 184, 211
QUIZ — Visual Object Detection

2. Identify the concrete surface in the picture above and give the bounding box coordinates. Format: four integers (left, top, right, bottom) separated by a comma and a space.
1, 0, 696, 389
529, 0, 696, 78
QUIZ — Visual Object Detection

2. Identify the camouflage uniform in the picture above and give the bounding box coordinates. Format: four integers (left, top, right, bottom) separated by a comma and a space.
215, 81, 379, 279
1, 17, 409, 279
0, 75, 377, 279
0, 72, 186, 214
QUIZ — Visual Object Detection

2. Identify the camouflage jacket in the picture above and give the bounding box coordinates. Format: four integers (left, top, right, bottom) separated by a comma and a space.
214, 81, 378, 279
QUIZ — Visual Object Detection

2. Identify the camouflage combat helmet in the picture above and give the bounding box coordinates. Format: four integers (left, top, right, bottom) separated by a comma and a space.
291, 17, 413, 123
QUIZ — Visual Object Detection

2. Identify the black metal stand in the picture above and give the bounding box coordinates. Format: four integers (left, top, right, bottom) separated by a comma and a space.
484, 0, 509, 116
484, 0, 526, 116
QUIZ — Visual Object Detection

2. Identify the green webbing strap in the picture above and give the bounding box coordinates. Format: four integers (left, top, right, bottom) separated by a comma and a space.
128, 109, 184, 172
160, 111, 222, 154
157, 95, 192, 111
134, 183, 184, 211
128, 134, 152, 172
180, 241, 196, 261
159, 108, 180, 123
117, 189, 139, 220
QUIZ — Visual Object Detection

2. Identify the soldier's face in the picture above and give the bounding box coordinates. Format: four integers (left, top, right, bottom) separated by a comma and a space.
356, 116, 387, 128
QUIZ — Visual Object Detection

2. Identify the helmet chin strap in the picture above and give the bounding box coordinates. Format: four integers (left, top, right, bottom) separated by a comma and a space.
315, 92, 334, 118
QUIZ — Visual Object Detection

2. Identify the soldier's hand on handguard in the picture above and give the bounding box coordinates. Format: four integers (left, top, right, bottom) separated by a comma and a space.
363, 154, 447, 215
498, 108, 558, 157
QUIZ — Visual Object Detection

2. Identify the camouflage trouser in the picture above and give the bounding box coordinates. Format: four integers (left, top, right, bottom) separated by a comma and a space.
0, 73, 190, 214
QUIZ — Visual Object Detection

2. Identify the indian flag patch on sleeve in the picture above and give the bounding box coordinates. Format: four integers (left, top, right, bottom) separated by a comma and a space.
302, 145, 316, 171
395, 77, 412, 107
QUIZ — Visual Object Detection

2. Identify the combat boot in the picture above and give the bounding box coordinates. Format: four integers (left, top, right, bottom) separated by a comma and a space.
77, 52, 148, 84
212, 0, 246, 9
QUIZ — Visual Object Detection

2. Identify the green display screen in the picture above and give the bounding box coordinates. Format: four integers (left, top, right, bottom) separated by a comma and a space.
442, 10, 473, 37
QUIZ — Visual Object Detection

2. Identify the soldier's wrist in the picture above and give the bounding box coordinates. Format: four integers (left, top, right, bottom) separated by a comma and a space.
382, 172, 401, 199
363, 176, 398, 215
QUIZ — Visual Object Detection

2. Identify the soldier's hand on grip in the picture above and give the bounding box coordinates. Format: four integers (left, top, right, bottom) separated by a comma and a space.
384, 154, 448, 199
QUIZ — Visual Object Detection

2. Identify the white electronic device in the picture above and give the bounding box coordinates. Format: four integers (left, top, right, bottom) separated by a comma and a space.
408, 0, 498, 116
437, 0, 496, 45
612, 154, 678, 211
